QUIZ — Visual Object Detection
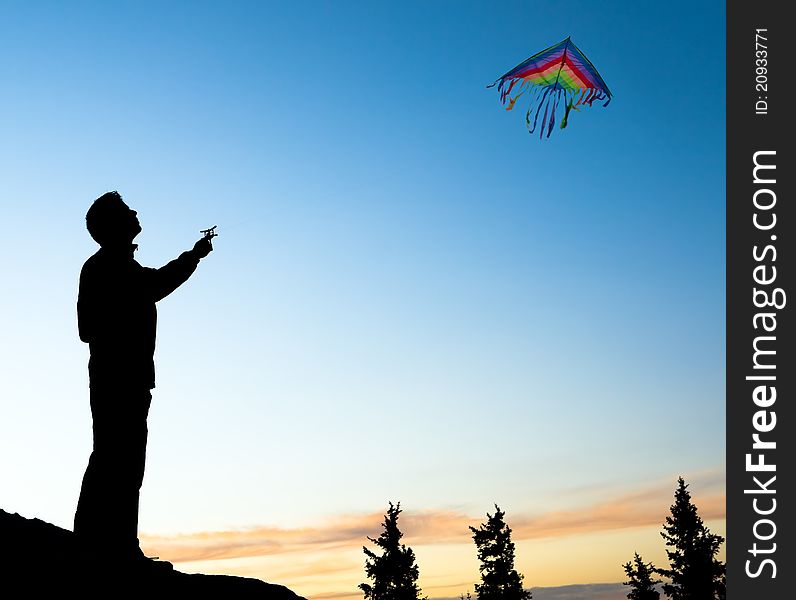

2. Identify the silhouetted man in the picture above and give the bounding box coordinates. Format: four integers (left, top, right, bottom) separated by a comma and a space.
74, 191, 213, 568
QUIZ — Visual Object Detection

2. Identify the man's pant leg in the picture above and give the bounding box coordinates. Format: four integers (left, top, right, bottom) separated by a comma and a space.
74, 387, 152, 554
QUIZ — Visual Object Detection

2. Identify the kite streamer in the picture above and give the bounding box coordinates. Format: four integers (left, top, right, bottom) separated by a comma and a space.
488, 37, 612, 138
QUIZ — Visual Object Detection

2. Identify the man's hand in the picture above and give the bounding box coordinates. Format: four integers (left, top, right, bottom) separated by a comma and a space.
192, 236, 213, 259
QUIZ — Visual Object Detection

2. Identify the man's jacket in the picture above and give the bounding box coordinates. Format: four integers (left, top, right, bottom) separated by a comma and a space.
77, 244, 199, 389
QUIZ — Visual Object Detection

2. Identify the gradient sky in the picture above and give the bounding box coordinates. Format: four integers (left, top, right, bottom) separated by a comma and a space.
0, 2, 725, 599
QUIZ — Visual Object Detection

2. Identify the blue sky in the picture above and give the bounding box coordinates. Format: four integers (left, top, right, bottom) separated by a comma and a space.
1, 1, 724, 597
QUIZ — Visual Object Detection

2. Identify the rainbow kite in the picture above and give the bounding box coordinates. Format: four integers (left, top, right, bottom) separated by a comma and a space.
488, 37, 612, 138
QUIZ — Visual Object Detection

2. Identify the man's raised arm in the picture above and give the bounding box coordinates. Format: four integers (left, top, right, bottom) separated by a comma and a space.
149, 237, 213, 302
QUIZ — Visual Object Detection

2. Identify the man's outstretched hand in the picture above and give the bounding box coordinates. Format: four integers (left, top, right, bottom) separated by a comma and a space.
192, 236, 213, 259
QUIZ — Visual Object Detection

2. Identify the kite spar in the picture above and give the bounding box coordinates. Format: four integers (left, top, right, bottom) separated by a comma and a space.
488, 36, 612, 138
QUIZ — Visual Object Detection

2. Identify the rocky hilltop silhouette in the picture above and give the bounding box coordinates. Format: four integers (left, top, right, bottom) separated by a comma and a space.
1, 508, 306, 599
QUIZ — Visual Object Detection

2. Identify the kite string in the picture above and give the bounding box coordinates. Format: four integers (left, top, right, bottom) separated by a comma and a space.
208, 204, 284, 238
211, 193, 326, 239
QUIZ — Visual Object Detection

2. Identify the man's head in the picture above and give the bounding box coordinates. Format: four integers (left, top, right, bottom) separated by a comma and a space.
86, 191, 142, 247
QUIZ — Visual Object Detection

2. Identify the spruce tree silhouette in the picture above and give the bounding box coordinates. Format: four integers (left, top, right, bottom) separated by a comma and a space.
73, 191, 213, 571
656, 478, 725, 600
359, 502, 426, 600
622, 553, 661, 600
469, 505, 531, 600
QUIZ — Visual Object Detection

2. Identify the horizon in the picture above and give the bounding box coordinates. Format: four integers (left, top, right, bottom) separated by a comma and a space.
139, 473, 725, 599
0, 2, 725, 599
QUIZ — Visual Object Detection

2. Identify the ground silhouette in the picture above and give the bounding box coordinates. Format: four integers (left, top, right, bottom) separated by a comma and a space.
1, 508, 305, 599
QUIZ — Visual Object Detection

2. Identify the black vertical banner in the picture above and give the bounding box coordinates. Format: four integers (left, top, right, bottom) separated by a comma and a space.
727, 1, 793, 598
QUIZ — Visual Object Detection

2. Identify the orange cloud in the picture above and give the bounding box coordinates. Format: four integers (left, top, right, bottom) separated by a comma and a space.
141, 471, 725, 564
507, 483, 725, 542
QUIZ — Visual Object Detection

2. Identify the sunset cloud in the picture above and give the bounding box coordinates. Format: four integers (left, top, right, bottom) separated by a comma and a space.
141, 471, 725, 564
137, 472, 725, 600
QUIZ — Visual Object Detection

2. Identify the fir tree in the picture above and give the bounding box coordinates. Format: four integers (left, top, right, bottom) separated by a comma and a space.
469, 505, 531, 600
657, 478, 725, 600
359, 502, 425, 600
623, 553, 661, 600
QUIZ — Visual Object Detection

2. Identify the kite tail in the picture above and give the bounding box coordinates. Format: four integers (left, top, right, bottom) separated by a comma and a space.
530, 88, 560, 139
506, 91, 525, 111
539, 98, 551, 139
503, 79, 518, 104
504, 80, 529, 111
561, 97, 573, 129
544, 90, 564, 137
527, 86, 552, 136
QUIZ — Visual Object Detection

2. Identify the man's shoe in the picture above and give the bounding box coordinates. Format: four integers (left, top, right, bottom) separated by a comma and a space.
124, 547, 174, 575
